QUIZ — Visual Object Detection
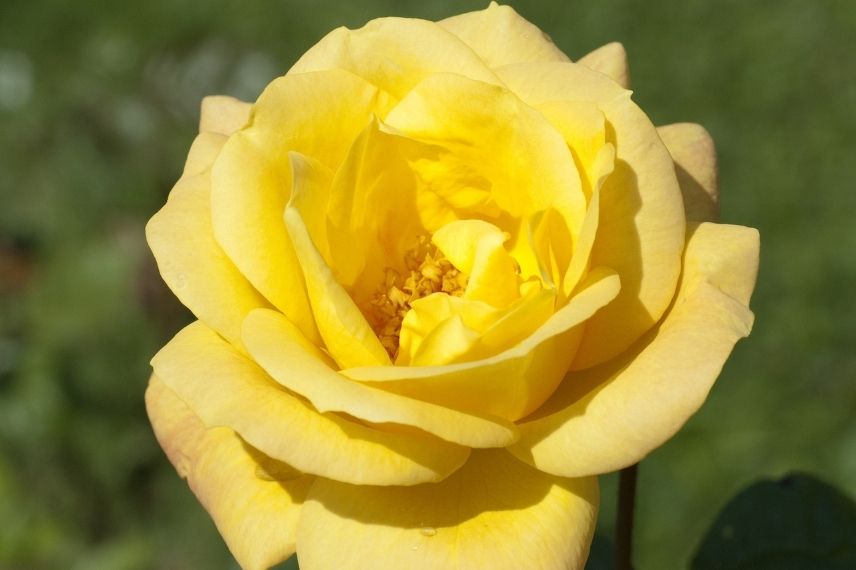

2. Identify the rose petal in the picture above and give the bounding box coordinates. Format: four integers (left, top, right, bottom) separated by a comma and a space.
496, 61, 685, 368
145, 172, 271, 348
242, 308, 519, 448
385, 73, 587, 281
432, 219, 520, 308
182, 131, 228, 176
199, 95, 251, 136
290, 17, 501, 100
146, 375, 311, 570
296, 450, 598, 570
657, 122, 719, 222
408, 314, 482, 367
577, 42, 630, 88
439, 2, 570, 68
508, 222, 760, 477
284, 200, 392, 368
342, 267, 620, 421
152, 321, 470, 486
210, 70, 389, 344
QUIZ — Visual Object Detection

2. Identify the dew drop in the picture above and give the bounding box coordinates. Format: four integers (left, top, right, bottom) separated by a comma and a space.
420, 526, 437, 537
410, 544, 419, 551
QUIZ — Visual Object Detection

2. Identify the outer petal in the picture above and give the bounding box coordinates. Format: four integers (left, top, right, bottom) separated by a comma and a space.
152, 321, 470, 486
577, 42, 630, 88
145, 172, 271, 348
657, 122, 719, 222
182, 131, 228, 176
343, 268, 620, 421
242, 308, 519, 448
439, 2, 570, 68
210, 70, 389, 343
199, 95, 251, 135
508, 222, 759, 477
296, 450, 598, 570
496, 62, 685, 368
290, 17, 501, 100
145, 375, 311, 570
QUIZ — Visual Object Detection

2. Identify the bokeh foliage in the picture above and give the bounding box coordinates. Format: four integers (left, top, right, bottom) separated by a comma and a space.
0, 0, 854, 568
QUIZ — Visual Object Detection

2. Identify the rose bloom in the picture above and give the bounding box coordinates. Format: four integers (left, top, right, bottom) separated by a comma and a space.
145, 3, 759, 569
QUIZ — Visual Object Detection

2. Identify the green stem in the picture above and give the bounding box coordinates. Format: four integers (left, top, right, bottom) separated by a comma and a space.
616, 463, 638, 570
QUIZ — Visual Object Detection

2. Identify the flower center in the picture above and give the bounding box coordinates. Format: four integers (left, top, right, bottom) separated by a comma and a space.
363, 235, 468, 359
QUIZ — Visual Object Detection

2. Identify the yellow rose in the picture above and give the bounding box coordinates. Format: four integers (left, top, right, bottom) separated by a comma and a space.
145, 3, 759, 569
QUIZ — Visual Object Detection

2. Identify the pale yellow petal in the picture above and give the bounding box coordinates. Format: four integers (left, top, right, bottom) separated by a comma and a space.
657, 122, 719, 222
199, 95, 251, 135
284, 203, 391, 368
209, 70, 388, 344
146, 375, 311, 570
439, 2, 570, 68
296, 450, 598, 570
577, 42, 630, 88
286, 152, 334, 270
242, 308, 518, 448
497, 61, 685, 368
152, 321, 470, 486
145, 173, 271, 348
343, 268, 620, 421
677, 222, 760, 307
290, 18, 501, 100
182, 131, 228, 176
509, 222, 760, 477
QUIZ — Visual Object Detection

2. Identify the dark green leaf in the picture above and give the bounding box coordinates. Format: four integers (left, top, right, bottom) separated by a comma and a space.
692, 473, 856, 570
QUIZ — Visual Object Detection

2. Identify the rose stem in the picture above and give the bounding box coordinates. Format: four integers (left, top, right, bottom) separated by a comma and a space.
615, 463, 639, 570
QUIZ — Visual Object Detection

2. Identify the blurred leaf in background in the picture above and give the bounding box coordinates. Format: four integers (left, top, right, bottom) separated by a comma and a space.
692, 473, 856, 569
0, 0, 854, 568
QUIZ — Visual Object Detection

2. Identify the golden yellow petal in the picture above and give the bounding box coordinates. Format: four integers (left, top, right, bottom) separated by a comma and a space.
509, 222, 759, 477
342, 268, 620, 421
284, 202, 392, 368
432, 219, 520, 308
152, 321, 471, 485
296, 450, 598, 570
496, 61, 686, 369
209, 70, 389, 344
386, 73, 586, 281
242, 308, 519, 448
290, 17, 501, 100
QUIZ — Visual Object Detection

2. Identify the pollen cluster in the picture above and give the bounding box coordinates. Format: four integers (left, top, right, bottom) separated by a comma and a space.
364, 235, 468, 359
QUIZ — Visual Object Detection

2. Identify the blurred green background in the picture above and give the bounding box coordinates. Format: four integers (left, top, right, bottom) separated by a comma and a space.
1, 0, 853, 568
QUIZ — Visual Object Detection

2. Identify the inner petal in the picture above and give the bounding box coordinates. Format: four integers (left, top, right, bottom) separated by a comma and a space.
361, 234, 470, 361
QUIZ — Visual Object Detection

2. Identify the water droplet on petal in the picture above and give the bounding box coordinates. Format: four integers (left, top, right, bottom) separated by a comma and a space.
420, 526, 437, 537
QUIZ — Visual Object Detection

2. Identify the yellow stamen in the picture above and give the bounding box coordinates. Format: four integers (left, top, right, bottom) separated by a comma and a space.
363, 235, 467, 359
